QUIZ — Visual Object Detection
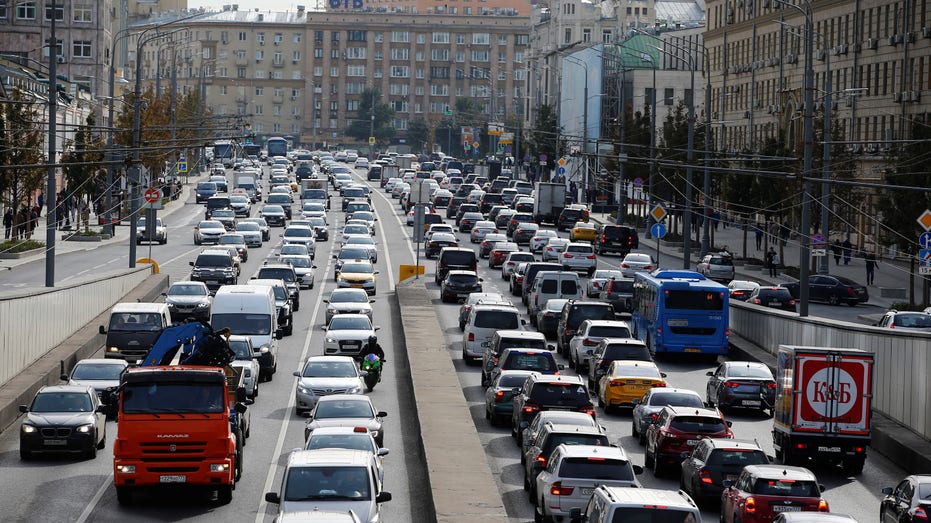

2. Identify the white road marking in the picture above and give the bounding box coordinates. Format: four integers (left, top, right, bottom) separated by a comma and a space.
75, 473, 113, 523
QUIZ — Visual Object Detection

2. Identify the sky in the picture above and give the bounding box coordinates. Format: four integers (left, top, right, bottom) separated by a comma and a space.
191, 1, 317, 11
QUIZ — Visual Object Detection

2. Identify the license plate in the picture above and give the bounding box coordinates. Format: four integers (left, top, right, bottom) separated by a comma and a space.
771, 301, 782, 306
351, 283, 363, 288
581, 488, 595, 495
742, 400, 761, 407
160, 475, 187, 483
687, 440, 699, 446
684, 348, 701, 353
818, 446, 842, 453
726, 474, 738, 481
344, 343, 360, 348
206, 280, 218, 285
772, 506, 802, 513
44, 439, 67, 446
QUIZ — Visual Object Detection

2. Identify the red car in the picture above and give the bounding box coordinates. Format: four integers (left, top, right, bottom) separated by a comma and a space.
721, 465, 828, 523
489, 243, 519, 268
645, 405, 733, 476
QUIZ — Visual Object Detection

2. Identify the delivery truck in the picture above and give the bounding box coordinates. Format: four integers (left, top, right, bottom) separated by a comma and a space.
533, 182, 568, 225
772, 345, 874, 475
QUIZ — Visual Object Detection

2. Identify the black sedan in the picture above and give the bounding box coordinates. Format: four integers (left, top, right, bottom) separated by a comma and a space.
426, 233, 459, 259
881, 475, 931, 523
705, 361, 776, 413
782, 275, 869, 306
260, 204, 288, 227
747, 286, 797, 312
19, 385, 107, 460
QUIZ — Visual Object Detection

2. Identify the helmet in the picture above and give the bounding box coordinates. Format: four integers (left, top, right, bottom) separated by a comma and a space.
365, 353, 380, 363
368, 335, 378, 345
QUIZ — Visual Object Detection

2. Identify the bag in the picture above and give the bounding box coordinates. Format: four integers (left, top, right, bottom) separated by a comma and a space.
772, 254, 781, 265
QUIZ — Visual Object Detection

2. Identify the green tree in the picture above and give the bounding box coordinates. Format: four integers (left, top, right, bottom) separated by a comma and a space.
61, 114, 105, 232
526, 104, 563, 176
876, 118, 931, 249
406, 117, 431, 154
0, 88, 46, 236
345, 89, 395, 145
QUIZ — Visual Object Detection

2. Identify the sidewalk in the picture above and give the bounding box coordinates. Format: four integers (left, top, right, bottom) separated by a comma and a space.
589, 212, 916, 316
0, 171, 210, 273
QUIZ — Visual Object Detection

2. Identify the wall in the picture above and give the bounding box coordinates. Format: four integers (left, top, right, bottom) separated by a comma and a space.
0, 266, 153, 388
730, 300, 931, 439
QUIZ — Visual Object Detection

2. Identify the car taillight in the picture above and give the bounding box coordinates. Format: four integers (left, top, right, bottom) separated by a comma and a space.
790, 299, 797, 305
724, 381, 741, 387
565, 328, 573, 337
468, 333, 474, 341
550, 481, 574, 496
766, 382, 777, 389
601, 234, 607, 241
587, 254, 596, 259
752, 299, 761, 304
700, 469, 713, 484
582, 338, 598, 346
818, 499, 829, 512
847, 287, 856, 296
578, 406, 596, 416
621, 263, 629, 268
650, 412, 659, 421
494, 391, 507, 403
912, 507, 929, 521
506, 262, 515, 266
563, 253, 573, 258
492, 357, 499, 365
523, 403, 540, 414
745, 497, 756, 514
645, 265, 653, 270
609, 380, 625, 386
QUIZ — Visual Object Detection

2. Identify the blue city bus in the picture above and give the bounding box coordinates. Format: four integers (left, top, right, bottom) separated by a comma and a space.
213, 140, 235, 167
266, 137, 289, 158
631, 269, 729, 356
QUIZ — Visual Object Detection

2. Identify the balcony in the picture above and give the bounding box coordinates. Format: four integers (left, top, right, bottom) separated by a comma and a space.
272, 59, 285, 68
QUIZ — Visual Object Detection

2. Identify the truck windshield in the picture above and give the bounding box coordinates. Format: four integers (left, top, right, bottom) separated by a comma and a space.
211, 313, 272, 335
109, 313, 162, 331
122, 383, 225, 414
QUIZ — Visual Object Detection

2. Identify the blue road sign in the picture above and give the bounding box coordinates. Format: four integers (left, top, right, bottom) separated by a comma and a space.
651, 223, 667, 239
539, 154, 547, 162
920, 232, 931, 250
177, 161, 188, 173
633, 177, 644, 187
920, 249, 931, 267
812, 233, 827, 249
557, 166, 566, 175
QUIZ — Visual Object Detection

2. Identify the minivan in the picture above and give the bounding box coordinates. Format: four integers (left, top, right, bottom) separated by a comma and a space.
99, 302, 173, 364
461, 303, 523, 364
211, 285, 283, 381
520, 262, 564, 304
435, 247, 478, 284
527, 271, 583, 319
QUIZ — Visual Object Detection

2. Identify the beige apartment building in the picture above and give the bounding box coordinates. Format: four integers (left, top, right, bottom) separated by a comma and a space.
704, 0, 931, 183
128, 6, 531, 148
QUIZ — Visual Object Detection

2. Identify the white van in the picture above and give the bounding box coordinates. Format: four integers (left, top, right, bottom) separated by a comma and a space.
527, 271, 583, 320
461, 303, 525, 364
210, 285, 282, 381
99, 302, 173, 364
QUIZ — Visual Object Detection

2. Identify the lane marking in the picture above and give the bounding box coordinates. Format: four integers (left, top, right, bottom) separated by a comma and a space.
75, 473, 113, 523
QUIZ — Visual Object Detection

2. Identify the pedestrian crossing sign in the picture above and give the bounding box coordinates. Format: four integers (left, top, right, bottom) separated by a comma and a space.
177, 161, 188, 173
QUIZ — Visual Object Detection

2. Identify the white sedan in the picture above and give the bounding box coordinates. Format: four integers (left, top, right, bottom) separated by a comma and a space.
529, 230, 558, 253
619, 252, 656, 278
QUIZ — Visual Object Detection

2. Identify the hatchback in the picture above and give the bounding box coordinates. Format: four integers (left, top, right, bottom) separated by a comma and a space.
721, 465, 828, 523
680, 438, 770, 503
511, 374, 597, 441
440, 270, 483, 303
696, 252, 736, 283
489, 242, 520, 268
645, 405, 734, 476
542, 238, 570, 262
706, 361, 777, 413
630, 388, 705, 445
484, 370, 536, 426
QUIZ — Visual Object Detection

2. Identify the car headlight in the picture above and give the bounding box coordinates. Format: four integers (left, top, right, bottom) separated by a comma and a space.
116, 465, 136, 474
195, 302, 210, 309
297, 385, 310, 394
21, 424, 36, 433
106, 346, 120, 353
210, 463, 230, 473
348, 386, 362, 394
256, 345, 270, 354
326, 337, 336, 344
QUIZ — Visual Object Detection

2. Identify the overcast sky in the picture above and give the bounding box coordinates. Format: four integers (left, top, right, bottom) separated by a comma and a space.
191, 1, 314, 12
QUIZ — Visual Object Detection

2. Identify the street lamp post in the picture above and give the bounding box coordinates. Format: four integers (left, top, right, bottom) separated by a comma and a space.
45, 1, 59, 287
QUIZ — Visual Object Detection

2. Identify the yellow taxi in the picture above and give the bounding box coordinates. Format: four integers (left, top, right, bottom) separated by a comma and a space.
335, 259, 379, 296
569, 221, 597, 242
597, 360, 666, 412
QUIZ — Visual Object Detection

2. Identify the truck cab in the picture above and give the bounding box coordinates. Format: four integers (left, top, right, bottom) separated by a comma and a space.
99, 303, 172, 364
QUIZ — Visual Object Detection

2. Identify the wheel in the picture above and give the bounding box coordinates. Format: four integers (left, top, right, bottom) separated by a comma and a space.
116, 486, 133, 506
598, 392, 605, 409
485, 408, 492, 421
97, 430, 106, 450
19, 448, 32, 461
293, 300, 300, 312
644, 446, 655, 468
194, 237, 201, 245
631, 419, 639, 438
85, 442, 98, 460
638, 428, 647, 446
459, 321, 465, 331
828, 293, 840, 305
568, 353, 576, 369
252, 381, 259, 398
652, 449, 664, 477
534, 500, 547, 523
285, 323, 294, 336
216, 485, 233, 504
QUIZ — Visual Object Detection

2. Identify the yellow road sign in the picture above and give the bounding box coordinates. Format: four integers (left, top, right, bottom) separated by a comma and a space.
399, 264, 425, 281
368, 136, 376, 145
650, 204, 667, 223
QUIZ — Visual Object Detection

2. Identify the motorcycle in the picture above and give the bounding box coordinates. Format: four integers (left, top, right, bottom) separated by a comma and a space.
360, 354, 383, 392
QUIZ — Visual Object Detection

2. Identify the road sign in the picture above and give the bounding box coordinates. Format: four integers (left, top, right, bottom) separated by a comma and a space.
177, 161, 188, 173
557, 166, 566, 175
558, 157, 566, 166
539, 154, 547, 162
472, 142, 479, 149
812, 248, 827, 257
920, 232, 931, 250
368, 136, 376, 145
144, 188, 160, 204
918, 210, 931, 231
812, 233, 827, 249
633, 177, 644, 187
651, 223, 667, 239
463, 143, 471, 150
920, 250, 931, 274
650, 204, 667, 223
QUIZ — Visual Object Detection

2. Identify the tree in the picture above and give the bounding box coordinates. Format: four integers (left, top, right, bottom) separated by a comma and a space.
406, 117, 431, 154
61, 114, 105, 232
345, 89, 395, 145
0, 88, 46, 238
526, 104, 562, 176
876, 117, 931, 249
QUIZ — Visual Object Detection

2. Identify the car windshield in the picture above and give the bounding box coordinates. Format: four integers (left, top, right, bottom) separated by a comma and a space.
344, 225, 369, 235
588, 326, 630, 338
285, 228, 313, 237
331, 290, 369, 303
528, 382, 590, 404
32, 391, 92, 413
228, 340, 253, 360
503, 352, 557, 372
648, 392, 704, 407
609, 508, 698, 523
280, 245, 307, 255
122, 382, 227, 414
109, 312, 163, 331
498, 338, 547, 352
893, 313, 931, 328
751, 478, 821, 497
568, 305, 615, 327
314, 400, 374, 419
219, 235, 244, 244
306, 434, 374, 452
603, 344, 651, 361
710, 256, 733, 266
284, 466, 371, 501
727, 365, 774, 379
199, 221, 224, 230
558, 457, 635, 481
612, 364, 662, 379
236, 223, 259, 232
211, 313, 272, 335
212, 209, 235, 218
474, 310, 519, 329
339, 249, 369, 260
669, 416, 727, 434
168, 284, 206, 297
328, 316, 372, 330
341, 263, 374, 274
71, 363, 124, 381
498, 374, 532, 388
447, 273, 478, 284
281, 256, 312, 268
258, 268, 296, 282
301, 360, 359, 378
346, 237, 375, 246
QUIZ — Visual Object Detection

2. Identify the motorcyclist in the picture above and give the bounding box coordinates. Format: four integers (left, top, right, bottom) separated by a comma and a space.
364, 335, 386, 363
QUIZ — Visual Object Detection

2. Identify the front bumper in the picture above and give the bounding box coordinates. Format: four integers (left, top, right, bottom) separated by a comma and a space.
21, 428, 96, 454
114, 456, 234, 487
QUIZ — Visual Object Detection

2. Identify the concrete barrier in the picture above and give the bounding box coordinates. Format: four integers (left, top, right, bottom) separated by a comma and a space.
0, 272, 169, 433
395, 279, 509, 523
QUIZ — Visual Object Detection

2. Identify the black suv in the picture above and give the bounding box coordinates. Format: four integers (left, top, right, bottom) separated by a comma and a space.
446, 196, 466, 218
557, 205, 589, 231
510, 374, 596, 440
680, 439, 769, 503
435, 247, 478, 284
594, 224, 639, 255
189, 250, 238, 291
254, 263, 301, 310
440, 270, 483, 303
556, 300, 617, 355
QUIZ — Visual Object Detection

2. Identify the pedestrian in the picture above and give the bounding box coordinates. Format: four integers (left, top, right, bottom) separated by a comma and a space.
27, 206, 38, 239
36, 192, 44, 216
713, 210, 720, 231
755, 221, 764, 251
3, 208, 12, 239
842, 238, 852, 265
780, 221, 789, 246
16, 207, 28, 239
766, 246, 778, 277
865, 252, 878, 285
832, 239, 842, 265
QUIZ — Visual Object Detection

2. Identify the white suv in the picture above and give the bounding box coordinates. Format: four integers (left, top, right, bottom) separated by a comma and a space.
561, 242, 597, 276
264, 449, 391, 522
461, 303, 524, 364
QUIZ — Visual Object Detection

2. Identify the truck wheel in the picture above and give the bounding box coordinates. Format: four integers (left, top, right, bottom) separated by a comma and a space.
216, 485, 233, 504
235, 443, 244, 481
116, 486, 133, 505
285, 322, 294, 336
842, 456, 865, 475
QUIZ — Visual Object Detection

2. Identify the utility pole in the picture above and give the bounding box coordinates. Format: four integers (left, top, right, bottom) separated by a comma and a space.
45, 1, 58, 287
818, 51, 832, 274
370, 85, 376, 158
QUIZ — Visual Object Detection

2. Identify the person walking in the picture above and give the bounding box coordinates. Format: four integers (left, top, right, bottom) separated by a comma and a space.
842, 238, 852, 265
865, 251, 878, 285
3, 208, 12, 239
832, 239, 842, 266
755, 221, 764, 251
36, 192, 44, 217
766, 246, 778, 278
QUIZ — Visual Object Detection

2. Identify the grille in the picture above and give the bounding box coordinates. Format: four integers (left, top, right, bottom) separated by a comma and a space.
311, 388, 350, 396
139, 441, 208, 454
41, 428, 71, 437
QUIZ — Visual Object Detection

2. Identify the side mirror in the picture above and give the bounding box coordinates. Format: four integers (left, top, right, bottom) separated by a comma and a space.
547, 344, 556, 351
370, 300, 376, 304
375, 491, 392, 503
632, 464, 644, 475
18, 405, 28, 413
292, 371, 302, 377
586, 349, 594, 356
60, 373, 69, 381
726, 420, 733, 428
99, 325, 107, 335
377, 411, 388, 418
375, 271, 380, 275
660, 372, 668, 378
882, 487, 894, 495
264, 492, 281, 504
96, 404, 108, 414
706, 371, 714, 376
375, 326, 381, 331
275, 330, 284, 340
631, 398, 640, 406
189, 261, 194, 266
234, 403, 248, 414
819, 484, 826, 493
557, 364, 565, 370
519, 421, 529, 430
322, 300, 329, 304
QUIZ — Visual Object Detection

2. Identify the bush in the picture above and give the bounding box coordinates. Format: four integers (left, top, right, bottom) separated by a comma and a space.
782, 266, 800, 279
889, 302, 928, 311
0, 239, 44, 253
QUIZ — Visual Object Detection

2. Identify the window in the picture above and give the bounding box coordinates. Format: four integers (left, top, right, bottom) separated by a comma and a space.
274, 33, 283, 45
346, 47, 366, 59
291, 88, 300, 97
347, 30, 366, 42
292, 51, 301, 61
516, 34, 529, 45
274, 105, 281, 116
456, 51, 465, 63
457, 34, 466, 44
471, 50, 489, 62
664, 88, 674, 105
416, 34, 426, 44
256, 50, 264, 60
472, 33, 490, 45
498, 52, 506, 63
237, 67, 246, 78
256, 86, 264, 96
416, 51, 424, 61
430, 84, 449, 96
430, 66, 449, 79
389, 83, 408, 95
44, 2, 63, 21
391, 31, 409, 43
515, 51, 524, 63
16, 1, 36, 20
255, 70, 265, 79
293, 33, 302, 43
602, 29, 613, 43
330, 66, 339, 77
314, 31, 323, 42
391, 48, 409, 60
564, 28, 572, 44
583, 28, 591, 42
254, 104, 263, 115
374, 32, 383, 43
331, 31, 340, 42
0, 2, 6, 18
314, 48, 323, 58
273, 51, 283, 64
331, 49, 339, 59
432, 32, 450, 44
374, 50, 382, 61
257, 32, 265, 44
72, 40, 92, 58
431, 49, 449, 61
218, 66, 228, 77
391, 65, 409, 78
73, 4, 92, 22
313, 66, 322, 77
347, 64, 366, 76
239, 31, 247, 41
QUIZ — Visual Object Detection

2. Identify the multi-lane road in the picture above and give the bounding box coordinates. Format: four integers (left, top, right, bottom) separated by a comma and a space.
0, 163, 911, 522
